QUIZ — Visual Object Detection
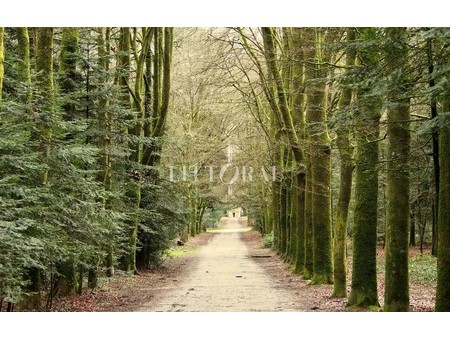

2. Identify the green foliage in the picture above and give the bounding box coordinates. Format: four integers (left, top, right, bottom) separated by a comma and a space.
262, 231, 274, 248
0, 28, 180, 309
409, 254, 437, 285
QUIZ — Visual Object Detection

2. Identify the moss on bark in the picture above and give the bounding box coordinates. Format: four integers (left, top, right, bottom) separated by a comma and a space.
304, 28, 332, 284
384, 28, 411, 312
0, 27, 3, 104
332, 28, 355, 298
303, 146, 314, 279
436, 74, 450, 310
347, 98, 381, 307
16, 28, 31, 104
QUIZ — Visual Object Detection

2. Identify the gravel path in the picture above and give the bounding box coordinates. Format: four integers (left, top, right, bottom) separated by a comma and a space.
138, 217, 300, 312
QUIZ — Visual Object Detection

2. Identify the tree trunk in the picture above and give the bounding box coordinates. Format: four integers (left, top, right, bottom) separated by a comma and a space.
426, 37, 439, 256
272, 180, 281, 250
304, 28, 332, 284
291, 28, 306, 273
303, 150, 314, 279
0, 27, 4, 104
435, 56, 450, 311
289, 170, 298, 263
333, 27, 355, 298
347, 96, 381, 307
116, 27, 139, 273
97, 27, 114, 277
347, 27, 382, 308
410, 202, 416, 246
384, 27, 411, 312
279, 174, 288, 256
294, 171, 306, 273
16, 28, 32, 105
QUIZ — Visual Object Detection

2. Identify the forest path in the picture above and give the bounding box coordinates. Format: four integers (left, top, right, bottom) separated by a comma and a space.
138, 217, 303, 311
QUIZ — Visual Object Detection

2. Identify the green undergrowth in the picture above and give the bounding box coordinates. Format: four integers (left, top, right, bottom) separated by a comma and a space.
377, 253, 437, 286
165, 245, 199, 258
262, 231, 274, 248
409, 254, 437, 285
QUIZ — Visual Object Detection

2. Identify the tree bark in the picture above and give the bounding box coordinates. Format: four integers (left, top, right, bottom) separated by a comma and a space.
347, 96, 381, 307
0, 27, 4, 104
347, 27, 382, 308
435, 56, 450, 311
384, 27, 411, 312
304, 28, 332, 284
16, 28, 31, 105
333, 27, 355, 298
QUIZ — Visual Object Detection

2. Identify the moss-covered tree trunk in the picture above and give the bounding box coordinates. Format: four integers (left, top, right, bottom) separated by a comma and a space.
347, 96, 381, 307
116, 27, 136, 273
289, 169, 298, 262
303, 28, 332, 284
35, 28, 54, 184
436, 63, 450, 310
280, 174, 288, 257
278, 145, 290, 256
96, 27, 114, 277
332, 28, 355, 298
303, 150, 314, 279
16, 28, 32, 105
346, 27, 382, 308
0, 27, 3, 105
290, 28, 306, 273
272, 179, 281, 250
137, 28, 173, 269
384, 28, 411, 312
60, 28, 79, 119
294, 170, 306, 273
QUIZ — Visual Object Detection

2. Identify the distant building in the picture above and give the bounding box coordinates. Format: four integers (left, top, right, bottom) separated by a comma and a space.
227, 207, 243, 218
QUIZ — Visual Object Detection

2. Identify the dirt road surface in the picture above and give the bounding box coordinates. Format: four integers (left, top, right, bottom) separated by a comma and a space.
138, 217, 303, 312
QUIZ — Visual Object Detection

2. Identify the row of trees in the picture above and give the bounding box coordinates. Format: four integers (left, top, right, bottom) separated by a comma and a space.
226, 27, 449, 311
0, 27, 196, 311
1, 27, 448, 312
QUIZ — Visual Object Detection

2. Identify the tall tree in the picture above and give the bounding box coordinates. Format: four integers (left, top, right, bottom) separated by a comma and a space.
435, 55, 450, 311
384, 27, 411, 312
96, 27, 115, 277
291, 28, 306, 273
304, 28, 333, 284
333, 27, 355, 298
347, 28, 382, 308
